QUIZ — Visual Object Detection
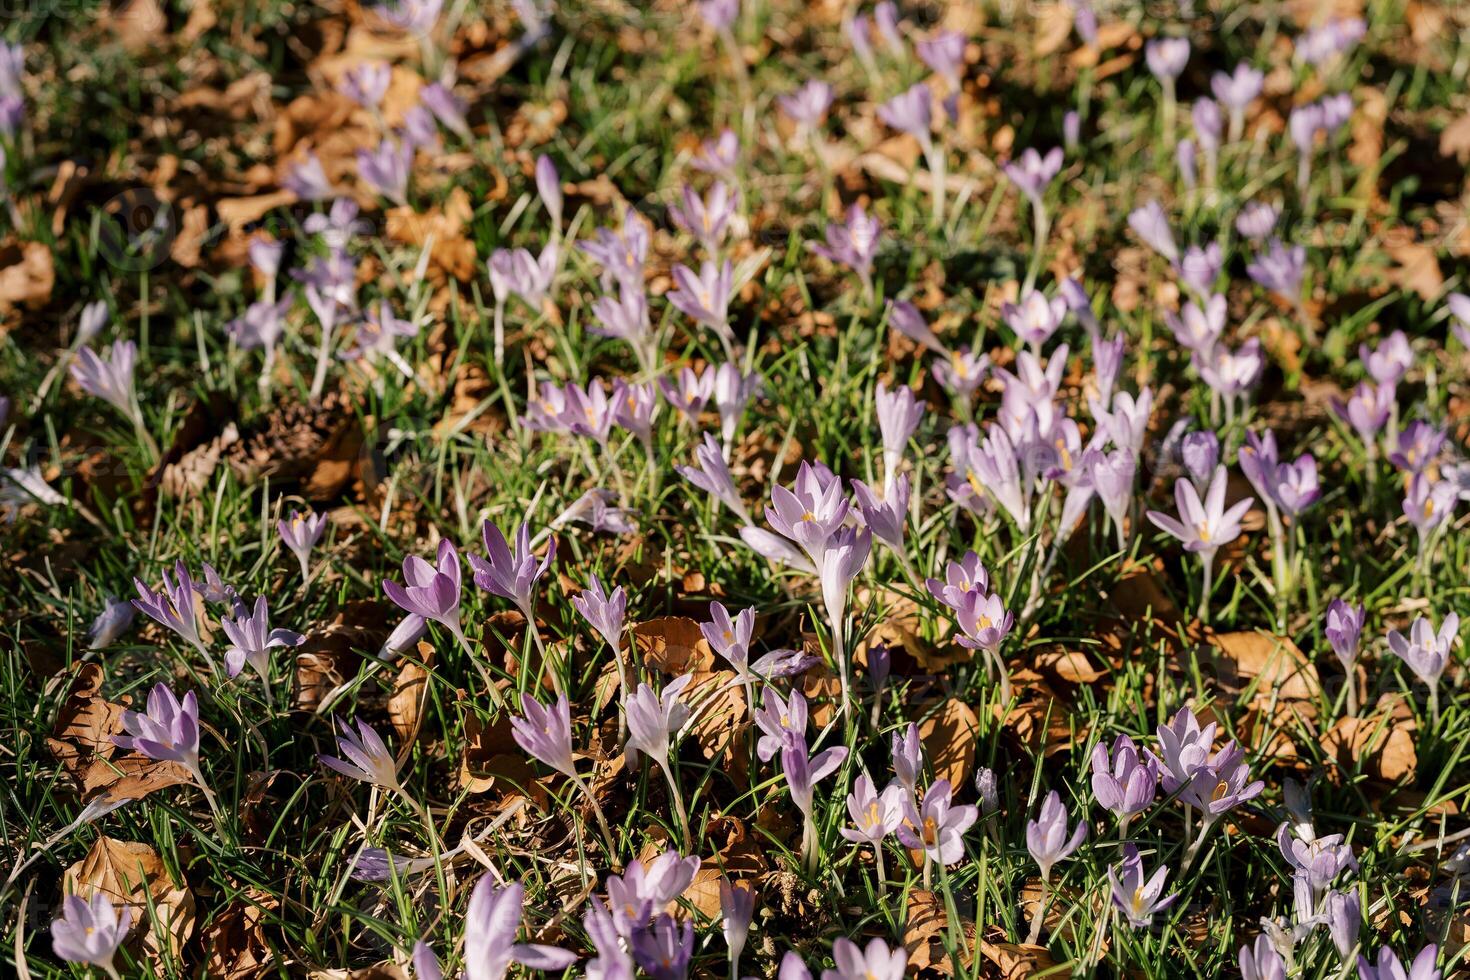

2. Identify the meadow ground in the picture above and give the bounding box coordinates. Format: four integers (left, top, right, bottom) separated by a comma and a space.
1, 1, 1469, 978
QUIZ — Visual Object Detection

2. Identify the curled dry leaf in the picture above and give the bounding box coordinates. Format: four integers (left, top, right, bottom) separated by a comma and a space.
683, 670, 748, 762
631, 617, 714, 675
1210, 631, 1322, 704
918, 698, 979, 790
387, 641, 435, 745
46, 663, 194, 804
903, 889, 975, 976
1321, 704, 1418, 783
202, 892, 279, 980
0, 241, 55, 312
63, 837, 196, 963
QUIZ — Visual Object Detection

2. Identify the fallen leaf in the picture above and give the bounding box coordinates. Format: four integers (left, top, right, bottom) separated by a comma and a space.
1322, 708, 1418, 783
387, 642, 434, 745
201, 893, 279, 979
1210, 631, 1321, 703
918, 699, 979, 789
903, 889, 975, 975
0, 241, 55, 312
64, 837, 196, 962
631, 618, 714, 675
1385, 242, 1444, 301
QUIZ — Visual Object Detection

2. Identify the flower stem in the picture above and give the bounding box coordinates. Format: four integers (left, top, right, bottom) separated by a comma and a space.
661, 758, 692, 852
1026, 873, 1050, 945
572, 770, 620, 868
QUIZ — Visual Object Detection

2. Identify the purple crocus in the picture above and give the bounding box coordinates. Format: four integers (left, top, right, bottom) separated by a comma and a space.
282, 153, 334, 200
1360, 330, 1413, 386
356, 138, 413, 205
1236, 201, 1279, 241
1325, 598, 1367, 713
1357, 945, 1441, 980
1239, 934, 1287, 980
1001, 288, 1067, 352
625, 675, 694, 844
470, 521, 555, 622
1128, 200, 1178, 263
1277, 825, 1357, 893
891, 722, 923, 796
691, 129, 739, 179
677, 431, 753, 526
1388, 420, 1446, 474
701, 600, 755, 677
1091, 734, 1157, 827
875, 380, 923, 491
1108, 844, 1179, 928
765, 460, 851, 567
320, 717, 404, 793
1332, 382, 1394, 451
1212, 63, 1264, 141
1024, 790, 1086, 943
781, 738, 848, 871
821, 938, 906, 980
1387, 613, 1459, 724
667, 259, 736, 355
670, 181, 738, 254
463, 878, 577, 980
114, 682, 200, 770
713, 361, 760, 449
1146, 37, 1190, 144
777, 80, 834, 131
808, 204, 881, 300
132, 561, 214, 669
87, 596, 136, 651
820, 525, 873, 708
221, 595, 304, 688
384, 539, 465, 646
572, 575, 626, 654
878, 83, 933, 151
1145, 465, 1252, 620
1247, 239, 1308, 307
658, 364, 713, 426
1402, 474, 1457, 562
897, 778, 977, 868
888, 300, 949, 355
1003, 146, 1064, 204
278, 510, 328, 580
840, 773, 905, 857
51, 892, 132, 975
512, 692, 618, 851
71, 341, 142, 428
720, 880, 756, 978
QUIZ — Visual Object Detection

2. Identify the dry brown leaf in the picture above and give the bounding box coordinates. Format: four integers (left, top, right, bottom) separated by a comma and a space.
1385, 242, 1444, 301
64, 837, 196, 961
201, 893, 278, 979
0, 241, 55, 312
1033, 3, 1073, 58
979, 940, 1057, 978
1322, 709, 1418, 783
631, 617, 714, 675
1210, 631, 1321, 703
1439, 111, 1470, 164
387, 642, 435, 745
919, 699, 979, 789
903, 890, 975, 975
684, 670, 747, 761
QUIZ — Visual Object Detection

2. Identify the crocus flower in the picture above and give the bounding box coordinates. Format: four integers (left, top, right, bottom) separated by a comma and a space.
1402, 474, 1456, 558
952, 588, 1014, 654
1091, 734, 1157, 824
670, 181, 738, 254
877, 83, 933, 151
840, 773, 905, 847
1271, 453, 1322, 517
1177, 242, 1223, 297
696, 0, 738, 31
887, 300, 949, 355
1108, 844, 1179, 928
114, 681, 200, 769
777, 80, 834, 131
612, 378, 657, 447
1177, 740, 1264, 824
1145, 465, 1252, 620
667, 259, 736, 354
1357, 945, 1440, 980
1332, 382, 1394, 449
1026, 790, 1086, 880
765, 460, 851, 567
341, 301, 418, 375
420, 82, 470, 140
71, 341, 141, 425
464, 879, 577, 980
356, 138, 413, 205
278, 510, 328, 580
1128, 200, 1178, 262
511, 692, 577, 778
677, 431, 753, 525
624, 674, 693, 842
632, 915, 694, 980
898, 778, 977, 866
384, 539, 465, 645
820, 525, 873, 705
1146, 37, 1189, 79
1360, 331, 1413, 386
1448, 292, 1470, 347
51, 892, 132, 975
1002, 288, 1067, 352
339, 61, 390, 108
658, 364, 713, 426
720, 880, 756, 978
808, 204, 882, 299
1278, 825, 1357, 893
132, 562, 214, 668
1092, 449, 1137, 548
320, 717, 404, 793
534, 154, 562, 229
584, 899, 634, 980
875, 380, 923, 490
701, 600, 755, 675
572, 576, 626, 654
821, 938, 906, 980
579, 208, 649, 291
283, 152, 334, 200
1388, 612, 1459, 723
749, 687, 807, 761
1024, 790, 1086, 943
1002, 147, 1064, 204
1239, 934, 1287, 980
1326, 598, 1367, 713
1181, 431, 1220, 494
713, 361, 760, 449
1297, 17, 1366, 65
691, 129, 739, 179
471, 521, 555, 621
851, 475, 910, 565
221, 595, 304, 687
1325, 889, 1360, 960
1247, 239, 1308, 306
1388, 420, 1446, 473
891, 722, 923, 796
1236, 201, 1280, 240
781, 738, 848, 870
87, 597, 136, 651
1212, 63, 1264, 141
932, 347, 989, 397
